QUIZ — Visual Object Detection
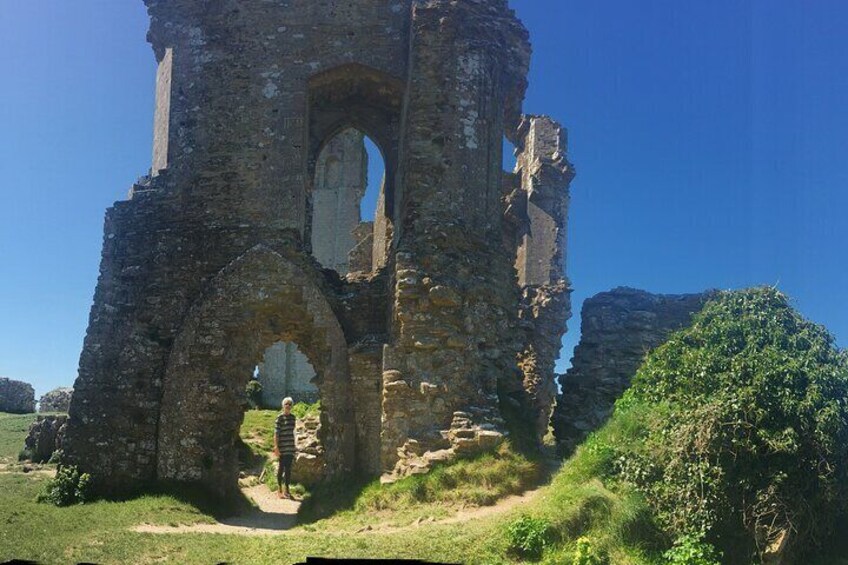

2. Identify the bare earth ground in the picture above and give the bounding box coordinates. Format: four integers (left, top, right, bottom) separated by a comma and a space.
134, 485, 300, 536
133, 483, 544, 537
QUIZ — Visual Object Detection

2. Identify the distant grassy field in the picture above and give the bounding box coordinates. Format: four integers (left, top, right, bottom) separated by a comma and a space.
0, 412, 37, 461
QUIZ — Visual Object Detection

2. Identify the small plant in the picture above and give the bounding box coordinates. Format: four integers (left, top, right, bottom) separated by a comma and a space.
663, 532, 722, 565
37, 465, 93, 506
507, 515, 552, 559
48, 448, 63, 464
245, 380, 263, 409
291, 400, 321, 419
18, 447, 32, 462
572, 536, 606, 565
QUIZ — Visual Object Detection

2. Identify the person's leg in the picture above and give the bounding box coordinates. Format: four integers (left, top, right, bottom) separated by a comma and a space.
276, 455, 284, 495
283, 454, 293, 496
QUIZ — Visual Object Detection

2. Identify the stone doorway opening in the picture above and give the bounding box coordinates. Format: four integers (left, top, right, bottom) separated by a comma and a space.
310, 127, 390, 276
155, 247, 355, 501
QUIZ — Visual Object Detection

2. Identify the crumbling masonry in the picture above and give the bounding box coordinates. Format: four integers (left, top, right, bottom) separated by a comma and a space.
64, 0, 574, 499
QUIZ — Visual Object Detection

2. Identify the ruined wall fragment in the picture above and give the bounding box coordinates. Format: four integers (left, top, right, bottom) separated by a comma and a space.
512, 116, 575, 442
0, 378, 35, 414
552, 287, 714, 454
39, 387, 73, 413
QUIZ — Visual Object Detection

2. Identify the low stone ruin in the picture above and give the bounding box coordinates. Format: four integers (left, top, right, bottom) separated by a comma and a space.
386, 411, 505, 482
0, 377, 36, 414
24, 415, 68, 463
39, 388, 73, 413
552, 287, 714, 454
292, 414, 325, 486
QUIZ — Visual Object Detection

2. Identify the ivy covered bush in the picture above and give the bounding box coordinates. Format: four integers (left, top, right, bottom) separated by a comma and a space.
37, 465, 92, 506
613, 287, 848, 562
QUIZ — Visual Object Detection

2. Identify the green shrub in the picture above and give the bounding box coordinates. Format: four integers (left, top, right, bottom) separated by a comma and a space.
18, 447, 32, 462
37, 465, 93, 506
48, 448, 63, 464
291, 400, 320, 419
663, 533, 722, 565
507, 515, 552, 559
245, 380, 263, 409
572, 536, 606, 565
613, 287, 848, 560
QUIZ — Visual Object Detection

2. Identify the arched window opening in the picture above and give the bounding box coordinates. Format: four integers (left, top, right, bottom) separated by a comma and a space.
311, 127, 391, 275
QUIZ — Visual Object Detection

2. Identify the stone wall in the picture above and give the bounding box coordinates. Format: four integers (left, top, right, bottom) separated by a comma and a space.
258, 342, 319, 408
312, 128, 368, 275
39, 388, 73, 413
0, 378, 35, 414
24, 415, 68, 463
552, 287, 713, 454
512, 116, 574, 442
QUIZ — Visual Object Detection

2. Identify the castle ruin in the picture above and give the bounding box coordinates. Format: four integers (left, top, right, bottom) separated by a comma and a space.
64, 0, 574, 499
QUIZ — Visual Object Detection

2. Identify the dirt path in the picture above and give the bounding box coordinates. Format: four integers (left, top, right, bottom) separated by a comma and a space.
134, 485, 301, 536
360, 487, 544, 534
133, 483, 547, 537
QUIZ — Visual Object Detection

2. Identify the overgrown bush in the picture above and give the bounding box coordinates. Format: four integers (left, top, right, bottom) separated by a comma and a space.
507, 515, 552, 559
245, 380, 263, 409
612, 287, 848, 561
37, 465, 92, 506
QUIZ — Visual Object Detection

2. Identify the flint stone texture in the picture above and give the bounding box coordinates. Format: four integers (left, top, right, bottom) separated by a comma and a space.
39, 388, 74, 413
64, 0, 573, 499
552, 287, 714, 454
0, 378, 36, 414
24, 415, 68, 463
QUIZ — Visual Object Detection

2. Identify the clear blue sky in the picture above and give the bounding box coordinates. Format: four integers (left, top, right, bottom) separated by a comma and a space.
1, 1, 846, 399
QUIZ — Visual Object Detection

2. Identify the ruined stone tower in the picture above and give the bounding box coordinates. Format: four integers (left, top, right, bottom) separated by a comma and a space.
64, 0, 574, 499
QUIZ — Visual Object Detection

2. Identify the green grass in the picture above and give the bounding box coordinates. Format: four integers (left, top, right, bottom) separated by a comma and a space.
4, 404, 848, 564
0, 412, 37, 462
240, 409, 278, 455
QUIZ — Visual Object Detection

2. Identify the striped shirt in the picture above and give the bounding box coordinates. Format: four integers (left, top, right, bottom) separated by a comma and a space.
275, 413, 297, 455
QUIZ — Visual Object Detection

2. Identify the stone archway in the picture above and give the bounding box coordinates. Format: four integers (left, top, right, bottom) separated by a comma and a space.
156, 246, 354, 499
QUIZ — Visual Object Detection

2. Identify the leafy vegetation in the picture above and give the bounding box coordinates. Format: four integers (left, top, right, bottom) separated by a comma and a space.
290, 400, 321, 420
614, 287, 848, 561
662, 533, 721, 565
245, 379, 263, 409
36, 465, 92, 506
506, 515, 553, 559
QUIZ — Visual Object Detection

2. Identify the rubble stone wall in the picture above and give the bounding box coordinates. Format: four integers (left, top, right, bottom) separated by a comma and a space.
0, 378, 35, 414
24, 415, 68, 463
39, 388, 73, 413
552, 287, 713, 454
258, 342, 319, 408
